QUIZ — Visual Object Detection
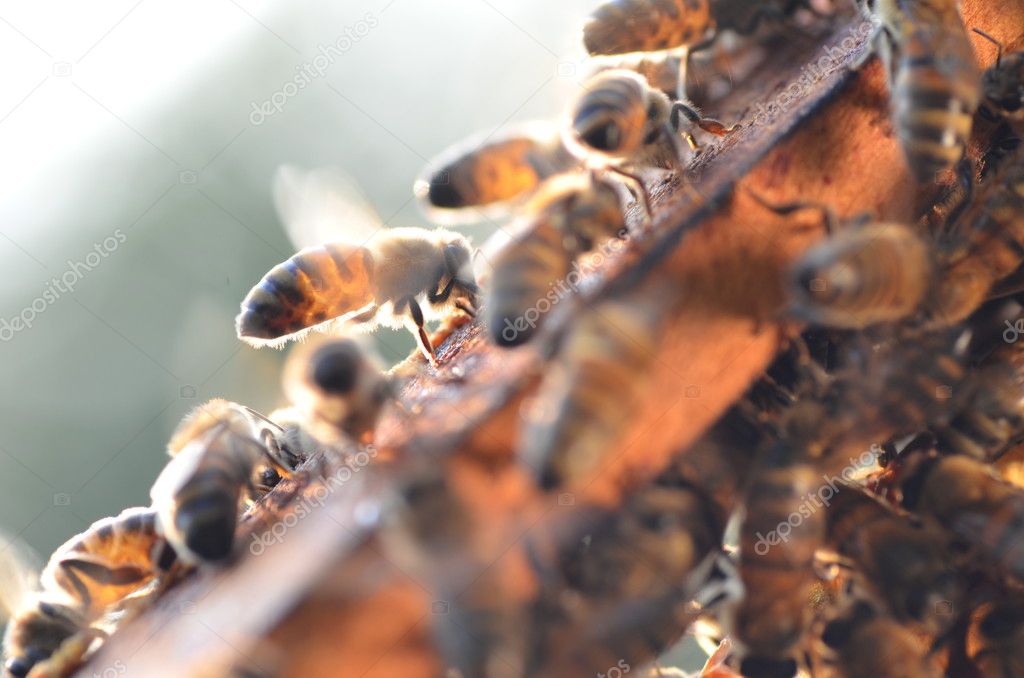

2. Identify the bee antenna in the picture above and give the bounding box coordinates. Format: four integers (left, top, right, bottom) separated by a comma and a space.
745, 189, 838, 233
972, 28, 1003, 67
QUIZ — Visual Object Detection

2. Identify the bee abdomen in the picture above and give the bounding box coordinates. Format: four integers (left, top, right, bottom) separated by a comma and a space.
571, 73, 648, 156
583, 0, 711, 56
236, 244, 375, 343
485, 220, 570, 347
171, 468, 244, 563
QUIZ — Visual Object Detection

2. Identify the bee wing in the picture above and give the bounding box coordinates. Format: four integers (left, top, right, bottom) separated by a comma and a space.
0, 532, 42, 620
273, 165, 385, 249
236, 242, 377, 349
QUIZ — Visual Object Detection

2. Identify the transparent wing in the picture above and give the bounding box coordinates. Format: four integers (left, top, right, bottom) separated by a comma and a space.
0, 531, 42, 620
273, 165, 385, 249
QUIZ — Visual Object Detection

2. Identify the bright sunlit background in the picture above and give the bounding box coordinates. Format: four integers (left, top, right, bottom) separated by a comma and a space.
0, 0, 702, 669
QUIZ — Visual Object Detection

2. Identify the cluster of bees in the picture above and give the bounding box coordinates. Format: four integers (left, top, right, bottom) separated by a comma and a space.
2, 0, 1024, 676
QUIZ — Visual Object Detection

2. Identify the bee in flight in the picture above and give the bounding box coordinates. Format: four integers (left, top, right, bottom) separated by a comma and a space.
237, 166, 480, 364
413, 121, 579, 224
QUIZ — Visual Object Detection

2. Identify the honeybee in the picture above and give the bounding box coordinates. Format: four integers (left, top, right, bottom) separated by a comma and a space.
412, 121, 579, 224
731, 409, 827, 678
967, 600, 1024, 677
973, 29, 1024, 126
583, 0, 818, 98
484, 173, 627, 347
2, 508, 178, 678
818, 600, 941, 677
787, 219, 933, 328
933, 367, 1024, 461
519, 288, 672, 488
566, 69, 735, 211
236, 166, 480, 363
825, 483, 958, 632
149, 399, 301, 564
898, 451, 1024, 583
282, 337, 392, 443
867, 0, 981, 181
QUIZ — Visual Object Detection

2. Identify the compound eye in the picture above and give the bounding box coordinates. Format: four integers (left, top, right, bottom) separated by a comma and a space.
6, 656, 33, 678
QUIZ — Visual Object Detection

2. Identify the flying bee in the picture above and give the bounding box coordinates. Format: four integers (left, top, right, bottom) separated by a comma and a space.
866, 0, 981, 181
967, 600, 1024, 677
485, 173, 627, 347
236, 166, 480, 364
412, 121, 579, 224
818, 600, 942, 678
282, 337, 392, 443
825, 484, 958, 633
730, 404, 828, 678
150, 399, 301, 564
519, 286, 673, 489
973, 29, 1024, 126
2, 508, 178, 678
566, 69, 735, 211
898, 451, 1024, 583
582, 0, 819, 98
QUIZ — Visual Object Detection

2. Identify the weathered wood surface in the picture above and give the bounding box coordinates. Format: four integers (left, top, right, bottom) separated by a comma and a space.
79, 3, 1024, 676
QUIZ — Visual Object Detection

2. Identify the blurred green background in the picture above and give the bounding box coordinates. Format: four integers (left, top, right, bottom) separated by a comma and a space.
0, 0, 703, 670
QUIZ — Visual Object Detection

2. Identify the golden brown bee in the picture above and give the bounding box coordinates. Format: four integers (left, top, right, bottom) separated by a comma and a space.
413, 121, 579, 223
868, 0, 981, 181
818, 600, 941, 678
973, 29, 1024, 125
926, 153, 1024, 327
933, 368, 1024, 461
967, 600, 1024, 677
2, 508, 176, 678
732, 416, 826, 678
484, 173, 627, 347
236, 166, 480, 363
149, 399, 300, 564
825, 484, 958, 632
583, 0, 815, 97
898, 452, 1024, 583
566, 69, 734, 210
282, 337, 392, 443
519, 288, 672, 488
788, 221, 933, 328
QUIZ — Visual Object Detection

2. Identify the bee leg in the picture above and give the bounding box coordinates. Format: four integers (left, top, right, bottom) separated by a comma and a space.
746, 190, 840, 234
403, 296, 436, 365
454, 299, 476, 318
604, 166, 652, 219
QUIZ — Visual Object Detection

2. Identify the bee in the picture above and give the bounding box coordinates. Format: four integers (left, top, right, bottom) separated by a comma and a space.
968, 600, 1024, 677
236, 166, 480, 363
149, 399, 301, 564
898, 451, 1024, 583
282, 337, 392, 443
731, 406, 827, 678
484, 173, 627, 347
825, 483, 958, 632
413, 121, 579, 223
566, 69, 735, 210
933, 367, 1024, 461
867, 0, 981, 181
973, 29, 1024, 126
519, 287, 672, 488
818, 600, 941, 678
582, 0, 817, 98
2, 507, 178, 678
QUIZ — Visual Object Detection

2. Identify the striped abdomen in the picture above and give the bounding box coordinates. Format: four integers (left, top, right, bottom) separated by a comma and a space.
583, 0, 711, 55
43, 507, 164, 618
712, 0, 809, 34
236, 243, 376, 346
789, 224, 932, 328
520, 295, 663, 488
485, 217, 570, 347
892, 4, 981, 181
571, 71, 650, 158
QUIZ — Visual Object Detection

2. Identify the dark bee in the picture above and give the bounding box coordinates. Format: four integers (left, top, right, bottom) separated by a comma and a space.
867, 0, 982, 181
819, 600, 941, 677
484, 173, 627, 347
968, 600, 1024, 677
973, 29, 1024, 126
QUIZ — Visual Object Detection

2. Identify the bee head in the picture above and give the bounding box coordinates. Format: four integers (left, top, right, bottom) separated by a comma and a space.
571, 71, 647, 157
442, 240, 479, 298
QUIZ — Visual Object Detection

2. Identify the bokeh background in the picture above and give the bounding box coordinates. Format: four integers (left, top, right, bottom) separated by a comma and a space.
0, 0, 702, 669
